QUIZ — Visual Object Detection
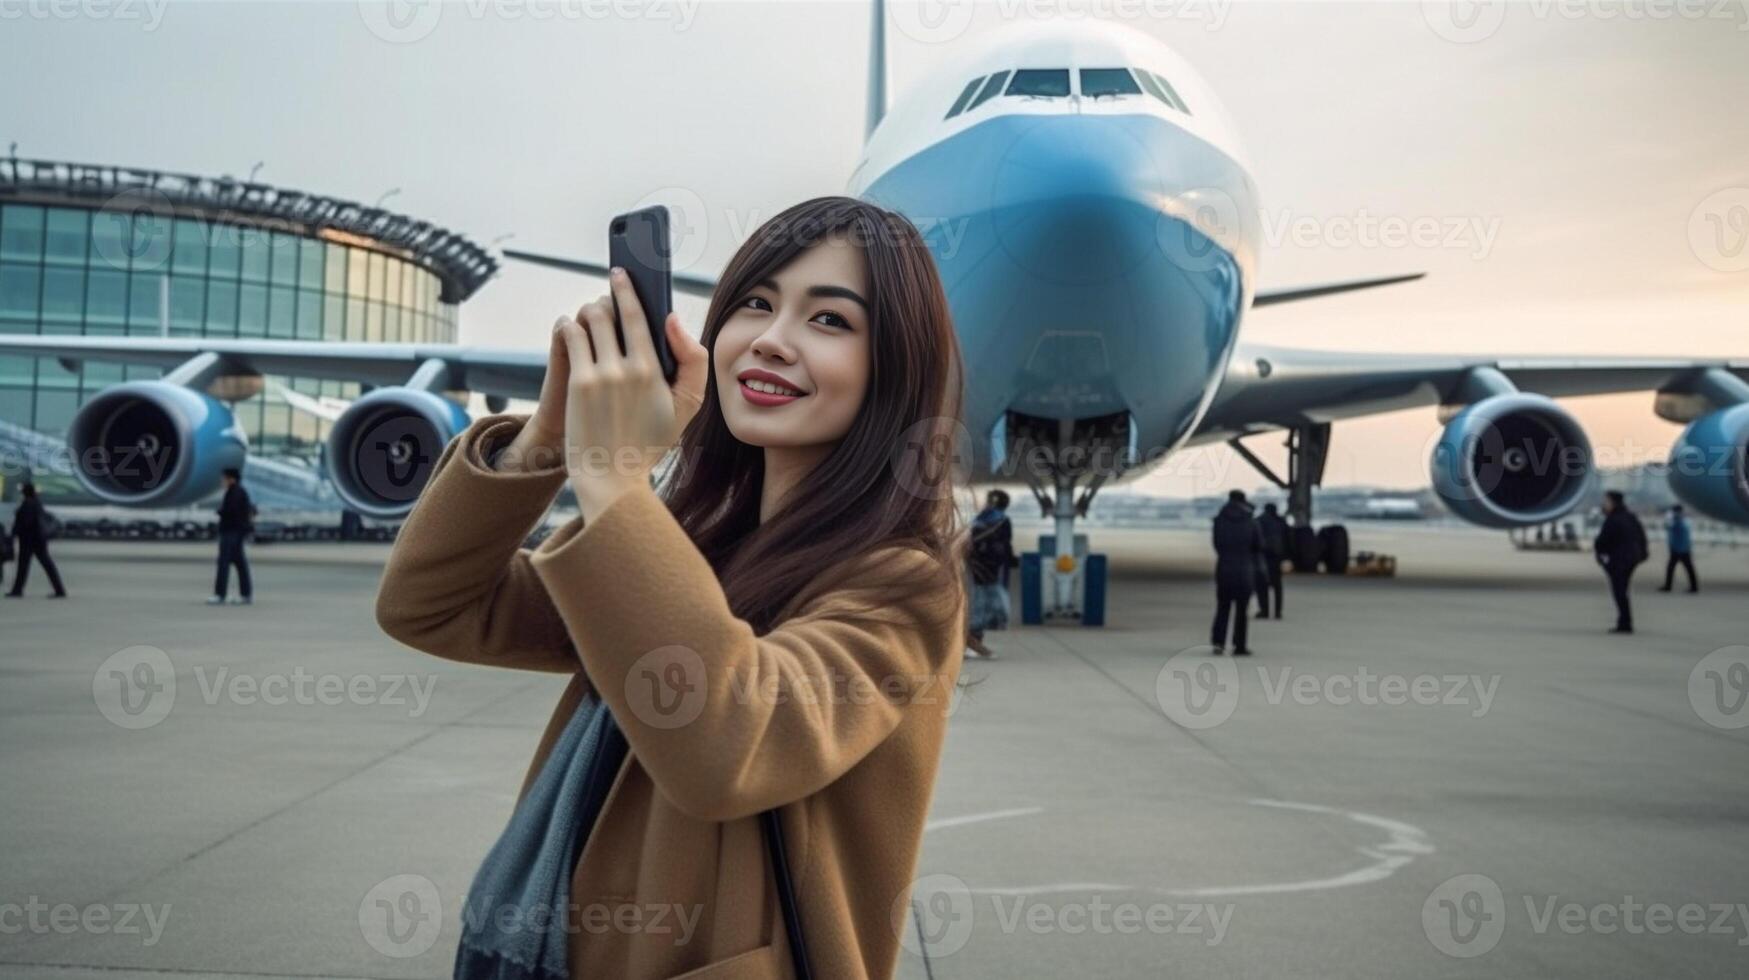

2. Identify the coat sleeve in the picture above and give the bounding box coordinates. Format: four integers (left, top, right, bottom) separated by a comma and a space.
525, 484, 966, 822
373, 413, 581, 673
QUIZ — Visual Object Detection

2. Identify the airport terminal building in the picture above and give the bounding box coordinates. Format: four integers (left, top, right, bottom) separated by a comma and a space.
0, 158, 494, 499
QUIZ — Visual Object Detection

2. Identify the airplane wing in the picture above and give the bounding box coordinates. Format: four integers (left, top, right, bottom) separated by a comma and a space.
0, 335, 547, 400
0, 334, 555, 517
1187, 344, 1749, 528
1251, 272, 1426, 308
504, 248, 720, 298
1189, 344, 1749, 445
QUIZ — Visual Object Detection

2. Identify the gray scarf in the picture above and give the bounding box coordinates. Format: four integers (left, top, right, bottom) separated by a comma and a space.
454, 692, 627, 979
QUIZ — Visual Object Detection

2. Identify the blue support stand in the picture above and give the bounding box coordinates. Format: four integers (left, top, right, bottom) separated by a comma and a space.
1083, 553, 1107, 626
1020, 541, 1106, 627
1020, 552, 1043, 625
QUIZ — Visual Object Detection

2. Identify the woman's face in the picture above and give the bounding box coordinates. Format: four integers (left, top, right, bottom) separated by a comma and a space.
714, 236, 872, 452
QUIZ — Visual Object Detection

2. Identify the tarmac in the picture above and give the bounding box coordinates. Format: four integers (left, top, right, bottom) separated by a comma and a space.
1, 524, 1745, 979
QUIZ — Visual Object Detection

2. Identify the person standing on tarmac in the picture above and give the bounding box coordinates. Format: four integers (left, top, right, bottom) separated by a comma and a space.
1254, 502, 1287, 619
1657, 504, 1699, 594
1593, 490, 1648, 634
208, 467, 256, 606
966, 489, 1017, 660
1210, 490, 1263, 655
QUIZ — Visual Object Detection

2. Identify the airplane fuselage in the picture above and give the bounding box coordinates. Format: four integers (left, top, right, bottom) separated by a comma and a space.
848, 20, 1260, 484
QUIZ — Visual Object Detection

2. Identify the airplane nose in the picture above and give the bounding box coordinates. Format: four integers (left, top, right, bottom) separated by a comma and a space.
988, 116, 1170, 285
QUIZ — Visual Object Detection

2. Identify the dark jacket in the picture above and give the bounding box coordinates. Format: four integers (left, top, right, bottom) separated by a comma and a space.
1258, 511, 1289, 557
11, 497, 48, 542
1212, 501, 1265, 589
968, 508, 1016, 586
217, 483, 256, 533
1594, 508, 1648, 571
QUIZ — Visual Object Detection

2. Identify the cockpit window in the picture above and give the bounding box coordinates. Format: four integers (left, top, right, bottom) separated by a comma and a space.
966, 70, 1010, 112
1133, 68, 1170, 104
1006, 68, 1071, 98
945, 76, 986, 119
1080, 68, 1142, 98
1150, 71, 1191, 114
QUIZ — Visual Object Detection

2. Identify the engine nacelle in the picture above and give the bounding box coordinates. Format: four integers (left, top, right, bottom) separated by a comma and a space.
1430, 393, 1593, 528
327, 387, 470, 519
1667, 404, 1749, 525
67, 381, 248, 507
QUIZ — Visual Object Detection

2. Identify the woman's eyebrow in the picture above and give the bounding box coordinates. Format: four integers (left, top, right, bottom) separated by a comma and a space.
754, 277, 869, 312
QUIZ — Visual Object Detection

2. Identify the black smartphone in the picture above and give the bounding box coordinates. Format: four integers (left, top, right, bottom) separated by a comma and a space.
607, 205, 677, 384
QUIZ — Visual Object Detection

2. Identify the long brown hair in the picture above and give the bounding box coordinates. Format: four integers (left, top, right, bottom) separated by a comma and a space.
656, 197, 968, 636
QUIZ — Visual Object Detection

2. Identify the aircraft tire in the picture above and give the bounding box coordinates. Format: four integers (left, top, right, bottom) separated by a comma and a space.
1319, 524, 1351, 574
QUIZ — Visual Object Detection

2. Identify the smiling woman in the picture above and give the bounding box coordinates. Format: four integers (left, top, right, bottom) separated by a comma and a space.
374, 196, 972, 980
668, 197, 968, 627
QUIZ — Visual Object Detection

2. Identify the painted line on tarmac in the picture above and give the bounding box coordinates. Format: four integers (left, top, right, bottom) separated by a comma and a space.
925, 806, 1045, 832
1169, 800, 1436, 897
927, 799, 1436, 898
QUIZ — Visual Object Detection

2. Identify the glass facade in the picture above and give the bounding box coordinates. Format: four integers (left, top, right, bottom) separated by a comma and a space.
0, 202, 459, 463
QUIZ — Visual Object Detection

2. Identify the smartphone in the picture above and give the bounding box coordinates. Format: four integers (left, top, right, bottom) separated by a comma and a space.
607, 205, 677, 384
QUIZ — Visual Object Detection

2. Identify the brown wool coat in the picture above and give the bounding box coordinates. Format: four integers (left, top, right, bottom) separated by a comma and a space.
374, 413, 966, 980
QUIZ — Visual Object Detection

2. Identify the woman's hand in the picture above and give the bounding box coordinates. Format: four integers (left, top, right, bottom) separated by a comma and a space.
492, 318, 574, 472
555, 268, 708, 519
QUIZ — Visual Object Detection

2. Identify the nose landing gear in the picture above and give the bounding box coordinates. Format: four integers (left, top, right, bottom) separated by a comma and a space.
1005, 412, 1125, 627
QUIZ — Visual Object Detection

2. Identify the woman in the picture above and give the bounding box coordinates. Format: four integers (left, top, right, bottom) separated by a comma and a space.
376, 197, 969, 979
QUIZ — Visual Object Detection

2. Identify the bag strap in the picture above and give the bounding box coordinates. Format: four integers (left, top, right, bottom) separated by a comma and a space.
760, 808, 813, 980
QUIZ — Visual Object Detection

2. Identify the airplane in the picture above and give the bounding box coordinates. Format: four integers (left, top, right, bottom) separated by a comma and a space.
2, 4, 1746, 624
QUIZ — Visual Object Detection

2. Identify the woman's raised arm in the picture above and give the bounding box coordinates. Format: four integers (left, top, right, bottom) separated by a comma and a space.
374, 412, 581, 673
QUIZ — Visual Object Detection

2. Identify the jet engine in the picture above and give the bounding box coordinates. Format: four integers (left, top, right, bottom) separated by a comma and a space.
1430, 393, 1593, 528
327, 387, 470, 519
66, 381, 247, 507
1666, 404, 1749, 525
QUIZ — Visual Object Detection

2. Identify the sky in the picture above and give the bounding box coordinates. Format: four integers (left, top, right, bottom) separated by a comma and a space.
4, 0, 1746, 493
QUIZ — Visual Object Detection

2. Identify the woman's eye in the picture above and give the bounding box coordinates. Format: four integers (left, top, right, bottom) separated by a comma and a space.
738, 295, 849, 329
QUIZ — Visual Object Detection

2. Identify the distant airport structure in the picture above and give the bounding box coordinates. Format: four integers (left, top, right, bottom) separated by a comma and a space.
0, 158, 495, 505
